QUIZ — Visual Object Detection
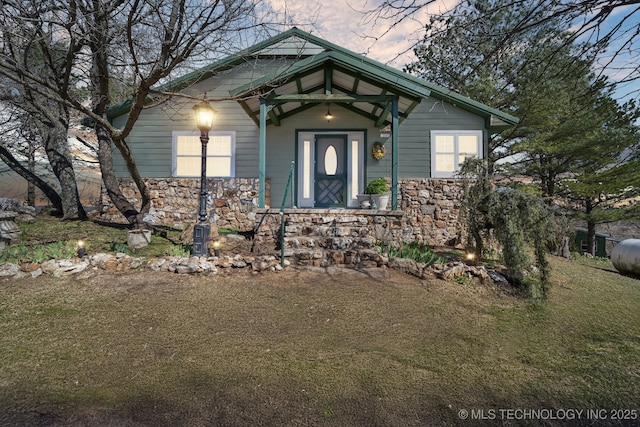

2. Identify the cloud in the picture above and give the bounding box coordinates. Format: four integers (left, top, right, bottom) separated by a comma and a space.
265, 0, 458, 69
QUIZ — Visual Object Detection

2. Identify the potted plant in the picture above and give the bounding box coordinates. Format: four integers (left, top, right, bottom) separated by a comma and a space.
364, 178, 390, 210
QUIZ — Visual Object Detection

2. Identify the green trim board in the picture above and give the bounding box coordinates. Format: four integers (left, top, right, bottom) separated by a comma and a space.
108, 27, 517, 132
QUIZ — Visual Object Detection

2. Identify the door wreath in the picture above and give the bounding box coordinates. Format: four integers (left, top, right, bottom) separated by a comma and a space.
372, 142, 386, 160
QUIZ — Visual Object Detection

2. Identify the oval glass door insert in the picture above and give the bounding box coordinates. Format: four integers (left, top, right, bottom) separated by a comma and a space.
324, 145, 338, 175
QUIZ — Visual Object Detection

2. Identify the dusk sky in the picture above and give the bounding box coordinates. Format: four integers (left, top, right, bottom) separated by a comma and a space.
266, 0, 639, 103
266, 0, 457, 69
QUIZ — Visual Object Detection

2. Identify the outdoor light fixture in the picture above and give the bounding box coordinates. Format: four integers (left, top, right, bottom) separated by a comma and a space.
192, 95, 217, 257
77, 240, 86, 258
465, 251, 476, 265
325, 104, 333, 122
213, 240, 221, 257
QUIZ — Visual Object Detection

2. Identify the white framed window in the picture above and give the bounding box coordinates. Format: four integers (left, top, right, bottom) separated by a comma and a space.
172, 131, 235, 177
430, 130, 483, 178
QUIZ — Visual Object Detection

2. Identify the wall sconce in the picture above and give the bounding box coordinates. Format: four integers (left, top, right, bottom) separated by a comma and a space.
77, 240, 86, 258
325, 104, 333, 122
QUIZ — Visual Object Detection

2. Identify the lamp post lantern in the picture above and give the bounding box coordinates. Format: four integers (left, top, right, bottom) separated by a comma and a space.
192, 97, 216, 257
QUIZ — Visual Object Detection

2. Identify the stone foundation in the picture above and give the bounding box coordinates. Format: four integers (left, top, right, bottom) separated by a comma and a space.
93, 177, 466, 255
398, 178, 465, 247
94, 178, 269, 231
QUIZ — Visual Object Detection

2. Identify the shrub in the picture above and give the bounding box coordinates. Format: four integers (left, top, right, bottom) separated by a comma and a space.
383, 241, 444, 266
0, 241, 77, 264
459, 159, 555, 299
365, 178, 389, 194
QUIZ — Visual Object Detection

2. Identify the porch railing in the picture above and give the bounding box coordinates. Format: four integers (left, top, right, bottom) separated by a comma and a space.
280, 161, 295, 267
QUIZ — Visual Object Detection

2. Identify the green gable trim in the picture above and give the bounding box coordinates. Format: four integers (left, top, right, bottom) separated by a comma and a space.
250, 28, 518, 129
107, 27, 518, 130
229, 50, 431, 100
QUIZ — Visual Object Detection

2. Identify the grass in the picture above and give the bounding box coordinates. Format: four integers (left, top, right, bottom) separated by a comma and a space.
1, 214, 188, 263
1, 247, 639, 425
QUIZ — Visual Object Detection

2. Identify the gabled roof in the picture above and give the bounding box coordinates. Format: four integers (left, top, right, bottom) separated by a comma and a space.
109, 27, 518, 131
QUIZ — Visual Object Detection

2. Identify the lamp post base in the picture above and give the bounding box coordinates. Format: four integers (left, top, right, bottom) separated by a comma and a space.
192, 223, 211, 257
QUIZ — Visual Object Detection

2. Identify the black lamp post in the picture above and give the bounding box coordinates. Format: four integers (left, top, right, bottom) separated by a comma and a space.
192, 97, 216, 257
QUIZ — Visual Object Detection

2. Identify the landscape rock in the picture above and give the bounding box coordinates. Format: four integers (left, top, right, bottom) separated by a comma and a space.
0, 263, 19, 277
0, 211, 21, 243
487, 269, 509, 285
0, 198, 36, 222
388, 257, 424, 278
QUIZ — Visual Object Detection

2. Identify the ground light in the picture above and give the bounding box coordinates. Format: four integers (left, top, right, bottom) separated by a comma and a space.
465, 251, 476, 265
77, 240, 86, 258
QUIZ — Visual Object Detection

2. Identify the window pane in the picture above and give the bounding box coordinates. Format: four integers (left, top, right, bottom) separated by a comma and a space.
303, 140, 311, 199
459, 135, 479, 155
176, 157, 200, 176
174, 132, 234, 178
176, 136, 201, 155
206, 157, 231, 177
351, 139, 359, 199
208, 136, 232, 156
324, 145, 338, 175
436, 154, 455, 172
435, 135, 455, 153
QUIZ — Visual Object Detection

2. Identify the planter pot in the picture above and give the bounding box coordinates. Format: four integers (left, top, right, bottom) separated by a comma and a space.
357, 194, 371, 208
127, 229, 152, 250
370, 194, 390, 210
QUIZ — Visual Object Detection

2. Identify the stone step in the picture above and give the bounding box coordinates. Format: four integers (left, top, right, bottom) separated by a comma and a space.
283, 235, 376, 250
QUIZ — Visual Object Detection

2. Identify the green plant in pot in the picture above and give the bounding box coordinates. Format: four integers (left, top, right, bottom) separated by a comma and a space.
364, 178, 390, 210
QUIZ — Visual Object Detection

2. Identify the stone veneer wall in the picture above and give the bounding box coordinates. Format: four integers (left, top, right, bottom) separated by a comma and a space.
95, 178, 269, 231
398, 178, 466, 247
94, 177, 466, 248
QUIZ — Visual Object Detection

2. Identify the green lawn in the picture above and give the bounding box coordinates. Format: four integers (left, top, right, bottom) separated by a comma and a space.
0, 255, 639, 426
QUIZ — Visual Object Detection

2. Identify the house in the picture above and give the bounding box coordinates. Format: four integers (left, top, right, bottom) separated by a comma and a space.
103, 28, 517, 263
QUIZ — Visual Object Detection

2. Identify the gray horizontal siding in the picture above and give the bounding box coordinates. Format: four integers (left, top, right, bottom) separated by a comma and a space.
111, 60, 288, 178
396, 98, 485, 178
112, 59, 488, 206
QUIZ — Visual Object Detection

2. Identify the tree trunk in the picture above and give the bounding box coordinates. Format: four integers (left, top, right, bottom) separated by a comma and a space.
95, 124, 142, 226
41, 107, 87, 220
27, 145, 35, 206
586, 199, 596, 256
88, 5, 148, 229
0, 144, 63, 212
586, 220, 597, 256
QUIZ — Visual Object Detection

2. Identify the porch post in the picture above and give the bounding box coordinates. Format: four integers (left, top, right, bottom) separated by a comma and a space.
391, 97, 399, 210
259, 98, 267, 208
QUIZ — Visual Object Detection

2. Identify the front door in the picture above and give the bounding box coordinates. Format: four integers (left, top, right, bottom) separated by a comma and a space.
314, 135, 347, 207
297, 131, 364, 208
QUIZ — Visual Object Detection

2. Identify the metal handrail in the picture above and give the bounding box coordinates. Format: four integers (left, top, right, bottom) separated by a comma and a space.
280, 161, 295, 267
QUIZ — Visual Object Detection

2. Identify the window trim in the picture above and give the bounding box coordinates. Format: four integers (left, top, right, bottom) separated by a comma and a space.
172, 130, 236, 178
430, 130, 483, 178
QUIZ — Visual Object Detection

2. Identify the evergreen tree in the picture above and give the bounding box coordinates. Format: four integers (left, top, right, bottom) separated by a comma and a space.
407, 0, 640, 256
